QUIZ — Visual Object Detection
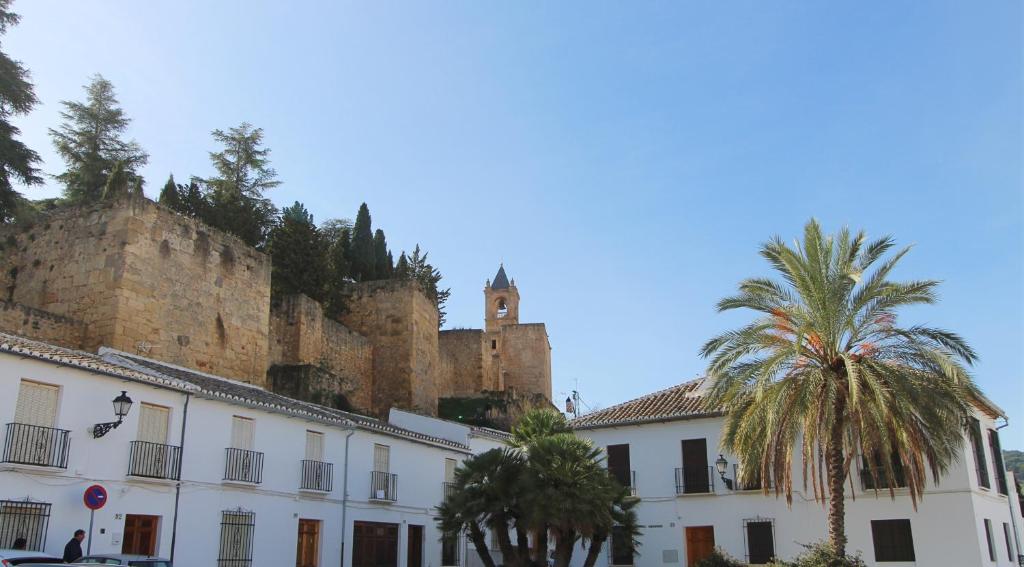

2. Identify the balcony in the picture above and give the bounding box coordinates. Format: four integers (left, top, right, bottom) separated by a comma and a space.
733, 464, 771, 492
674, 466, 714, 495
370, 471, 398, 502
128, 440, 182, 480
443, 481, 457, 501
2, 423, 70, 468
300, 460, 334, 492
224, 448, 264, 484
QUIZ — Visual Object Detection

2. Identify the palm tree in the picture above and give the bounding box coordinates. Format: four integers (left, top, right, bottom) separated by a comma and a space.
509, 408, 571, 448
700, 220, 979, 557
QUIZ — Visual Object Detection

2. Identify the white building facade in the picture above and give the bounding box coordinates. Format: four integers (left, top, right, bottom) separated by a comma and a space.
571, 378, 1024, 567
0, 332, 508, 567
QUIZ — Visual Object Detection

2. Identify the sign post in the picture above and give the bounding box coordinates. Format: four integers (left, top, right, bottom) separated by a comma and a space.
83, 484, 108, 555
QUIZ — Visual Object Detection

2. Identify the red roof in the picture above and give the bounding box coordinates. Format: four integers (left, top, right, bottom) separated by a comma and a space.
571, 377, 720, 429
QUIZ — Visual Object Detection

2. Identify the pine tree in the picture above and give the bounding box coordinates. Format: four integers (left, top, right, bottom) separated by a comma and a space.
177, 180, 207, 219
196, 123, 279, 248
350, 203, 375, 281
268, 201, 327, 301
158, 174, 184, 212
0, 0, 42, 222
323, 222, 352, 319
406, 244, 451, 327
373, 229, 392, 279
395, 252, 411, 279
50, 74, 148, 203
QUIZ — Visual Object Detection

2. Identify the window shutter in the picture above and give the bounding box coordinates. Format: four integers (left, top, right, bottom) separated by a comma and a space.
745, 521, 774, 564
984, 519, 996, 561
14, 381, 59, 427
445, 458, 457, 483
305, 431, 324, 461
870, 519, 915, 562
374, 444, 390, 473
988, 430, 1008, 495
231, 417, 255, 450
969, 418, 990, 488
137, 404, 170, 444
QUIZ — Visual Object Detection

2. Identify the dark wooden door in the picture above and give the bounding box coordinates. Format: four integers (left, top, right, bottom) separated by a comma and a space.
296, 519, 320, 567
685, 526, 715, 566
407, 525, 423, 567
606, 444, 632, 488
681, 439, 710, 493
121, 514, 159, 556
353, 521, 399, 567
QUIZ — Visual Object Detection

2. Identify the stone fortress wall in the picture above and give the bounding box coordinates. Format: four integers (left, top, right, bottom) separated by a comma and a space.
0, 197, 553, 419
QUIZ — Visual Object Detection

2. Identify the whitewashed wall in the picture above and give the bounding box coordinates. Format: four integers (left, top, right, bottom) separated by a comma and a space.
574, 410, 1022, 567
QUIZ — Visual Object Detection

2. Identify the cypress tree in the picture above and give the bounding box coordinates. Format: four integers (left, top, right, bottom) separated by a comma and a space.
394, 252, 410, 280
373, 229, 392, 279
158, 174, 184, 212
350, 203, 375, 281
50, 75, 148, 203
0, 0, 42, 222
268, 201, 327, 301
324, 225, 352, 319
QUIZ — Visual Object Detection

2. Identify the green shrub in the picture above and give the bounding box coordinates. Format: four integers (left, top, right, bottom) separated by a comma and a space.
766, 541, 866, 567
695, 548, 744, 567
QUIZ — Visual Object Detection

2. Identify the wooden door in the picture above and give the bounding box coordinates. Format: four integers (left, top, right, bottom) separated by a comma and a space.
407, 525, 423, 567
685, 526, 715, 566
681, 439, 710, 493
122, 514, 159, 556
352, 521, 398, 567
296, 519, 320, 567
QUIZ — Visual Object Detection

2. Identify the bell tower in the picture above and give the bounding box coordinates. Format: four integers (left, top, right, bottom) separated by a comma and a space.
485, 264, 520, 332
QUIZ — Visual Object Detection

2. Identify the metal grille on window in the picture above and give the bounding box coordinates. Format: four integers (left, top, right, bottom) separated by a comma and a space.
0, 499, 51, 552
218, 509, 255, 567
743, 518, 775, 564
441, 532, 460, 566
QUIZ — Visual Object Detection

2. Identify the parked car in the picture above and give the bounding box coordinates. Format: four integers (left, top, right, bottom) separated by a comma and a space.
74, 555, 171, 566
0, 549, 63, 566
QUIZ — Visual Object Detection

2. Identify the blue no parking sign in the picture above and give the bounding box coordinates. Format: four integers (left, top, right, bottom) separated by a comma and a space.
83, 484, 107, 510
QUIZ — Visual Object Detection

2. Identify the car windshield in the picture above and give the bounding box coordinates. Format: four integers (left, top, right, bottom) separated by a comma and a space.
75, 559, 122, 565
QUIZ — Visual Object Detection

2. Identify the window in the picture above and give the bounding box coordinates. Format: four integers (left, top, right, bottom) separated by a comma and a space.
1004, 523, 1014, 562
305, 431, 324, 461
441, 533, 460, 566
988, 430, 1008, 495
969, 418, 990, 489
861, 450, 907, 489
607, 444, 632, 489
491, 340, 497, 350
984, 519, 996, 561
610, 526, 634, 565
374, 444, 390, 472
231, 416, 255, 450
678, 438, 711, 494
445, 458, 457, 483
15, 380, 59, 427
137, 403, 170, 444
745, 520, 775, 564
0, 499, 51, 551
218, 509, 255, 567
870, 519, 915, 562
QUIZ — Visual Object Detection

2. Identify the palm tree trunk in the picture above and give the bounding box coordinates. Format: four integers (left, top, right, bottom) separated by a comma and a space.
581, 533, 607, 567
827, 396, 848, 558
535, 526, 549, 567
516, 526, 532, 567
552, 529, 576, 567
468, 522, 498, 567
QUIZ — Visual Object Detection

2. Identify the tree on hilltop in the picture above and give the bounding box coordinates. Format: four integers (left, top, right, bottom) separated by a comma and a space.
50, 74, 148, 203
349, 203, 375, 281
268, 201, 327, 301
0, 0, 42, 222
195, 122, 279, 248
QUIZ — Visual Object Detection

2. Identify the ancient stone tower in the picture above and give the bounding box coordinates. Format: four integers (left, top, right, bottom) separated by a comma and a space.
485, 264, 519, 332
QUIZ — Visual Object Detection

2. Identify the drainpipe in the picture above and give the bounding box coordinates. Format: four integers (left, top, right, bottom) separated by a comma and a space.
169, 392, 191, 563
340, 428, 355, 567
997, 418, 1023, 560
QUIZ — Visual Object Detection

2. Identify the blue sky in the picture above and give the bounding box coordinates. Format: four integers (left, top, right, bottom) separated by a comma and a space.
8, 2, 1023, 445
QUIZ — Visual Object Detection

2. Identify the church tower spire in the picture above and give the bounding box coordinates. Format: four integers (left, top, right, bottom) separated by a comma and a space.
485, 263, 520, 332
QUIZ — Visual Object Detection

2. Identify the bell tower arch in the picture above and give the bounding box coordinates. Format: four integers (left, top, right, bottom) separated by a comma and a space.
485, 264, 520, 332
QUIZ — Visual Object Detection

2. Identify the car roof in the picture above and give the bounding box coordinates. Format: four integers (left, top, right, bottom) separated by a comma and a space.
0, 549, 61, 558
79, 554, 169, 560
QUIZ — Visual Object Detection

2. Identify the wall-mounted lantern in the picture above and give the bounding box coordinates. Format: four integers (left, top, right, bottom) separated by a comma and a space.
715, 454, 734, 490
92, 391, 134, 438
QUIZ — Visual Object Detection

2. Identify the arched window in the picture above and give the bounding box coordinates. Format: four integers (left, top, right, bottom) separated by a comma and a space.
496, 298, 508, 318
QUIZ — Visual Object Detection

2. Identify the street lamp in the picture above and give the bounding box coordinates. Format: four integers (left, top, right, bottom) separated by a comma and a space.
715, 454, 734, 490
92, 391, 133, 438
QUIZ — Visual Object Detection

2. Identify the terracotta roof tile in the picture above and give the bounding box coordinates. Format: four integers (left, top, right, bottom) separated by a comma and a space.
570, 378, 720, 429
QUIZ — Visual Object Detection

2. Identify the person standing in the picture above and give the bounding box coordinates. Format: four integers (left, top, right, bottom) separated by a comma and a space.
62, 529, 85, 563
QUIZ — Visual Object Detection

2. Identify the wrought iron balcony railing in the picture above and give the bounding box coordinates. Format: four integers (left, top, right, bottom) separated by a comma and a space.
609, 467, 637, 496
128, 440, 182, 480
2, 423, 70, 468
300, 460, 334, 492
370, 470, 398, 502
443, 481, 457, 501
224, 447, 264, 484
674, 466, 715, 495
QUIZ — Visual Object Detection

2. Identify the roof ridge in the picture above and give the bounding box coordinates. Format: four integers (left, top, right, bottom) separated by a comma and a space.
575, 376, 705, 419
